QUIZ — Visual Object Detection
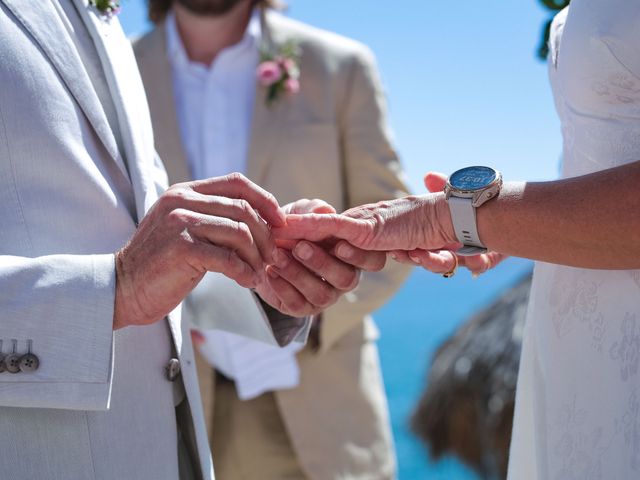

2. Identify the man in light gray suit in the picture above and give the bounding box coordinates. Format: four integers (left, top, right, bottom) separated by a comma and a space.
0, 1, 380, 478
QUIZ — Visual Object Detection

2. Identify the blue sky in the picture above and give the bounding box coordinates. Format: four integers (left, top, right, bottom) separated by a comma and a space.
120, 0, 563, 193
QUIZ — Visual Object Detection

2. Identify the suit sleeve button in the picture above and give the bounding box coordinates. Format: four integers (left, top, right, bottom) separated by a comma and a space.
4, 354, 21, 374
19, 353, 39, 373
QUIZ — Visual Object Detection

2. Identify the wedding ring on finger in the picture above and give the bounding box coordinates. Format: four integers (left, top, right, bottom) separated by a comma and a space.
442, 254, 459, 279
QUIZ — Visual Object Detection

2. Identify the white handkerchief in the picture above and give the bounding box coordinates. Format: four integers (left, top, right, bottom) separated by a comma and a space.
197, 330, 303, 400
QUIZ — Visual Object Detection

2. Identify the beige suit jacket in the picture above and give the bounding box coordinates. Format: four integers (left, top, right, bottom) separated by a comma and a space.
135, 11, 410, 480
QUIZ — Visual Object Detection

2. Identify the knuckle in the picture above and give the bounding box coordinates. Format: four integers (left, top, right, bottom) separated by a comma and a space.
226, 172, 248, 188
167, 208, 189, 227
233, 221, 253, 243
222, 249, 241, 271
233, 198, 256, 221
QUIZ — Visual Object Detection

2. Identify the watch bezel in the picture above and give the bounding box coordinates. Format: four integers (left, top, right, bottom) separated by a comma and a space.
444, 167, 502, 208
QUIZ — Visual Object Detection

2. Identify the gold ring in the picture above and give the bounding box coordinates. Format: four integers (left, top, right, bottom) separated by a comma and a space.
442, 254, 459, 279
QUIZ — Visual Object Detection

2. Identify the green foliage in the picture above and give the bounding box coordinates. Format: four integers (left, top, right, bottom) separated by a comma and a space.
537, 0, 570, 61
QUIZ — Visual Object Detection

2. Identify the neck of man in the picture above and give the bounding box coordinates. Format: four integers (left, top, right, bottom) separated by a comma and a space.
173, 0, 254, 66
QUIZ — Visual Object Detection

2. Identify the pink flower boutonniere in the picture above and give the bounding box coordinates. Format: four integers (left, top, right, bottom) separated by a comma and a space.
257, 41, 301, 106
89, 0, 121, 19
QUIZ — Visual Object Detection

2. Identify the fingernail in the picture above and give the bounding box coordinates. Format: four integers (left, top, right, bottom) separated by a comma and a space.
390, 252, 397, 260
337, 243, 354, 259
472, 273, 480, 280
409, 256, 421, 264
274, 248, 289, 268
294, 242, 313, 261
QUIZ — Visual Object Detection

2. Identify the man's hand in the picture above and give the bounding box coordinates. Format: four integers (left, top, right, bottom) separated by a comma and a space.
113, 173, 285, 330
254, 199, 387, 317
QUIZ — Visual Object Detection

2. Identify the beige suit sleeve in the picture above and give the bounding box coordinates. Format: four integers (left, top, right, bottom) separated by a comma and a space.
320, 47, 412, 352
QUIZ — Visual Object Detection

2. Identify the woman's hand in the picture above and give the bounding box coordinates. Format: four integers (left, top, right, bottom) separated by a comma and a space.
388, 172, 508, 277
274, 193, 456, 253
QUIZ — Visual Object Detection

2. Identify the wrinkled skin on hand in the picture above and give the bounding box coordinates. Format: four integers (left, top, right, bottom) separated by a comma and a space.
274, 172, 507, 277
274, 194, 455, 252
114, 173, 284, 330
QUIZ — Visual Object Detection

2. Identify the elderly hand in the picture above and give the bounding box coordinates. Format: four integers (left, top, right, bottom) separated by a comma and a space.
114, 173, 284, 330
254, 198, 387, 317
274, 173, 508, 278
273, 192, 456, 253
389, 172, 508, 277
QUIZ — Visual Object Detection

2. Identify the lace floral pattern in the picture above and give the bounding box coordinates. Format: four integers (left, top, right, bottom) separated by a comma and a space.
609, 313, 640, 382
508, 1, 640, 478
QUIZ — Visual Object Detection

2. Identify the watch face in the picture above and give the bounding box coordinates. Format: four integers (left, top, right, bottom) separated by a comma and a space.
449, 166, 497, 191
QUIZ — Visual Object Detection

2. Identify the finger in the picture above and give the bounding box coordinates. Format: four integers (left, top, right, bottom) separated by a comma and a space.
459, 251, 506, 275
189, 240, 258, 288
389, 250, 419, 265
416, 250, 457, 274
403, 249, 457, 274
167, 192, 276, 264
182, 210, 265, 273
274, 213, 367, 246
188, 173, 286, 227
286, 198, 337, 215
291, 241, 360, 291
272, 248, 339, 307
266, 266, 322, 316
275, 238, 298, 250
307, 199, 336, 214
334, 241, 386, 272
424, 172, 448, 193
311, 205, 336, 214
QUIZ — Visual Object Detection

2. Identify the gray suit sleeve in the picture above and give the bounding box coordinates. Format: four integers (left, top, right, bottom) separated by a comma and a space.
0, 254, 115, 411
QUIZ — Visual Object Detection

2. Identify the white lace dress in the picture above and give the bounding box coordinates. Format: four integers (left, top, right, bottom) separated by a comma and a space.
508, 1, 640, 479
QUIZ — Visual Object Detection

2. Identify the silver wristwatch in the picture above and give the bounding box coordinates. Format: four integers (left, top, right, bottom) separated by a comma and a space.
444, 166, 502, 256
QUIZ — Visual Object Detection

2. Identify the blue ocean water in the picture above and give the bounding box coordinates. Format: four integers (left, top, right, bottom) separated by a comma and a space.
374, 257, 534, 479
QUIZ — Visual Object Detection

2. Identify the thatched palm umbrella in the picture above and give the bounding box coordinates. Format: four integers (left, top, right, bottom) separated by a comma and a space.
411, 273, 532, 479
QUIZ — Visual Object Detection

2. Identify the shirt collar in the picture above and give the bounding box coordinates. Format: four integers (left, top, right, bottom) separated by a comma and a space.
166, 9, 262, 72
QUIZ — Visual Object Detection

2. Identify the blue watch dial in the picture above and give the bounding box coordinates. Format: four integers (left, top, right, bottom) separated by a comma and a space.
449, 166, 497, 191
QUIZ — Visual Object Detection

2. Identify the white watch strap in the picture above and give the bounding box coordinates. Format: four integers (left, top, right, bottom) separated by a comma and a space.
448, 196, 486, 255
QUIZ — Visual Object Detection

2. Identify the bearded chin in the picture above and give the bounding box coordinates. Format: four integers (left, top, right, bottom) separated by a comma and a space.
175, 0, 248, 16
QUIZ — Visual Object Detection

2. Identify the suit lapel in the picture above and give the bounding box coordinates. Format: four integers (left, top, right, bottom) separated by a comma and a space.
0, 0, 128, 181
73, 0, 159, 221
246, 11, 291, 184
73, 3, 186, 366
138, 25, 191, 185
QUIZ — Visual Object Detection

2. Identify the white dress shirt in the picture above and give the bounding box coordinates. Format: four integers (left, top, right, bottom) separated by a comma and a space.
166, 12, 257, 180
166, 12, 302, 400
